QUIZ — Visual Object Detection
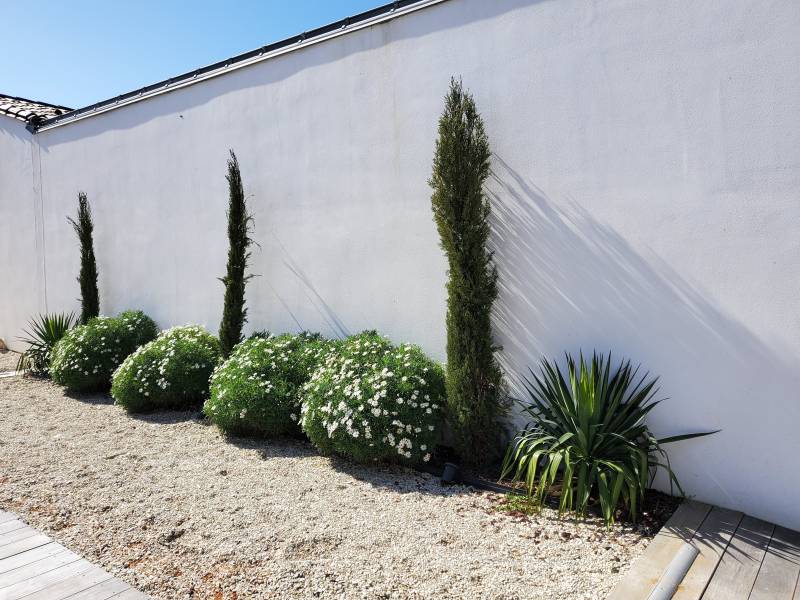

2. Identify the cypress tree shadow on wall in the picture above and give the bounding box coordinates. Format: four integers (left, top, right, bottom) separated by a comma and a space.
429, 78, 506, 467
68, 192, 99, 325
218, 150, 255, 357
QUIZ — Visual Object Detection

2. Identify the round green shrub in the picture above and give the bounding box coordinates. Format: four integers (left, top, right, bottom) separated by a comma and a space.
111, 325, 221, 413
50, 310, 158, 392
204, 332, 339, 437
301, 331, 445, 464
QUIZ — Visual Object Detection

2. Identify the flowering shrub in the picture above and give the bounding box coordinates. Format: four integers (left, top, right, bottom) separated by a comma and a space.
204, 333, 338, 437
111, 326, 221, 413
301, 332, 445, 464
50, 310, 158, 392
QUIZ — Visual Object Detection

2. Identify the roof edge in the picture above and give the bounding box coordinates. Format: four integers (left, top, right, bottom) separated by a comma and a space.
34, 0, 448, 133
0, 93, 72, 130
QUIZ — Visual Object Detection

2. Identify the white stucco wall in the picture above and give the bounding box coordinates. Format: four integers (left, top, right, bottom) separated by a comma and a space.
1, 0, 798, 528
0, 118, 44, 351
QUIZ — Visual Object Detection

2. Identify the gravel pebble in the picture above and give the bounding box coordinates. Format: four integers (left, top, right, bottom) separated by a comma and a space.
0, 373, 656, 599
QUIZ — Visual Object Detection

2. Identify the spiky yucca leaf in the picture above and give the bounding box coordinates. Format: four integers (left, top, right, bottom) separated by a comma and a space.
16, 312, 77, 375
501, 352, 717, 526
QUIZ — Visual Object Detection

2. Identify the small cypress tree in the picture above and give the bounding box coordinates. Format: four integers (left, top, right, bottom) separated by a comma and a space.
68, 192, 99, 325
218, 150, 254, 357
429, 78, 504, 467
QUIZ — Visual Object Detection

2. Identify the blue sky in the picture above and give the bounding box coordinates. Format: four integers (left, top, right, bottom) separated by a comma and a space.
1, 0, 381, 108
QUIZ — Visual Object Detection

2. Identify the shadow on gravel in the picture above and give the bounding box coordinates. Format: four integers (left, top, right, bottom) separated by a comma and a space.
124, 409, 204, 425
225, 433, 471, 497
225, 434, 319, 460
324, 455, 472, 498
62, 389, 116, 406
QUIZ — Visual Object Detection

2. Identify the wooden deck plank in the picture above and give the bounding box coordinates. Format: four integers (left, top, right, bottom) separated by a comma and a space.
0, 549, 80, 588
672, 506, 742, 600
0, 558, 95, 599
0, 522, 26, 537
0, 543, 64, 575
0, 535, 52, 561
701, 515, 774, 599
67, 577, 132, 600
607, 500, 712, 600
0, 527, 39, 548
749, 526, 800, 600
22, 565, 113, 600
0, 511, 147, 599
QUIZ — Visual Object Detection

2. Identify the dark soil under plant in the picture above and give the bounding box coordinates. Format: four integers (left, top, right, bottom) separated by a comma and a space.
425, 444, 680, 536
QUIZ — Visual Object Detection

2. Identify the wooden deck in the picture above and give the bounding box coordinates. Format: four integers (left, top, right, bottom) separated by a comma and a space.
610, 501, 800, 599
0, 510, 148, 600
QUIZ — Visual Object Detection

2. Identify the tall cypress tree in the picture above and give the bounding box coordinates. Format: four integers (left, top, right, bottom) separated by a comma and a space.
429, 78, 504, 466
68, 192, 99, 325
218, 150, 253, 357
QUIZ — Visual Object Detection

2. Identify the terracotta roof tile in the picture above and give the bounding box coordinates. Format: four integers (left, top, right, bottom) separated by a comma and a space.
0, 94, 72, 126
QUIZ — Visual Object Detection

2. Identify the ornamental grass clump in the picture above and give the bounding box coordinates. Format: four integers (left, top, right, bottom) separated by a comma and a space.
112, 326, 221, 413
50, 310, 158, 392
501, 352, 717, 526
205, 333, 338, 437
302, 332, 445, 464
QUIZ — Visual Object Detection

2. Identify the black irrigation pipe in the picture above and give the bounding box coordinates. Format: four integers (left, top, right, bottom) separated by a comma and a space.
413, 461, 527, 496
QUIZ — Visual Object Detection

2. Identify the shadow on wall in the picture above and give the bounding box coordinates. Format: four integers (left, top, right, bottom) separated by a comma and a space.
487, 155, 800, 513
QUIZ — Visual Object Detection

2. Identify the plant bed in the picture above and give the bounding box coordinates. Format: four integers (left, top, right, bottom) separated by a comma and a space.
0, 372, 667, 599
416, 445, 680, 535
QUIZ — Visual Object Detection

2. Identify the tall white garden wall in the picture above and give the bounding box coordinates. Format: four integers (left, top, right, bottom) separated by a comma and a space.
1, 0, 798, 529
0, 118, 44, 349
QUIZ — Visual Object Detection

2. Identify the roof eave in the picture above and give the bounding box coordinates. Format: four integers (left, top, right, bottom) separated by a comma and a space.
33, 0, 448, 134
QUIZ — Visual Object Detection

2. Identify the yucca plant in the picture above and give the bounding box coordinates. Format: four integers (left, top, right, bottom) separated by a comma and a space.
16, 312, 77, 376
501, 352, 717, 526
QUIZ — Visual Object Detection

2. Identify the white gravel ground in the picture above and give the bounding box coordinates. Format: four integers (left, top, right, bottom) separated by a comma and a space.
0, 368, 657, 599
0, 351, 18, 372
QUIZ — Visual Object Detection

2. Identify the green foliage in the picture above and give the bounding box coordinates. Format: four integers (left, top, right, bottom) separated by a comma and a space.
495, 494, 539, 517
68, 192, 100, 325
429, 77, 505, 466
205, 333, 338, 437
50, 310, 158, 392
302, 331, 445, 464
112, 326, 221, 413
501, 352, 718, 526
15, 312, 77, 376
218, 150, 254, 357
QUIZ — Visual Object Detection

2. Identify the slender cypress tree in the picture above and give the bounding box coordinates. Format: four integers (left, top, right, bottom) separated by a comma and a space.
68, 192, 99, 324
218, 150, 254, 357
429, 78, 504, 467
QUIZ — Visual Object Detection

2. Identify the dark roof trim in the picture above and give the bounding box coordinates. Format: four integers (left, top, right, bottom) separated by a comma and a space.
34, 0, 447, 133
